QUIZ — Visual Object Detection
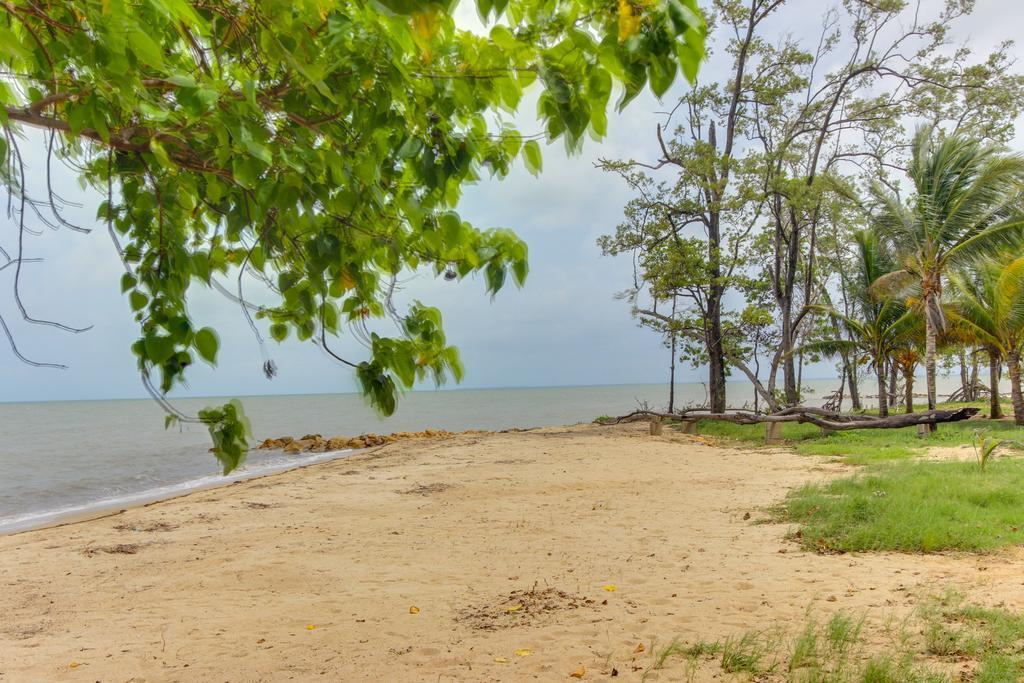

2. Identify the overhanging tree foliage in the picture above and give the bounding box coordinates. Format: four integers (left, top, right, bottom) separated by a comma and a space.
0, 0, 705, 472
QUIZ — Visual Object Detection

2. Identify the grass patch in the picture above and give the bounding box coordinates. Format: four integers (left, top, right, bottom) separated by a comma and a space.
645, 597, 1024, 681
775, 458, 1024, 552
656, 610, 942, 682
683, 405, 1024, 465
921, 592, 1024, 657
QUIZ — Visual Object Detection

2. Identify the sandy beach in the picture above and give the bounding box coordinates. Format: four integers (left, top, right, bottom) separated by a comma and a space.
3, 422, 1024, 682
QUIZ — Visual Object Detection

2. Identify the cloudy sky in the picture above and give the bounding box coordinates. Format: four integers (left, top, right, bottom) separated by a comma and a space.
0, 0, 1019, 403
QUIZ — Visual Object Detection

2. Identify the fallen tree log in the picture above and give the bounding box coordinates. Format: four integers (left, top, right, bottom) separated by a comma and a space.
600, 407, 981, 431
795, 407, 979, 431
770, 406, 881, 422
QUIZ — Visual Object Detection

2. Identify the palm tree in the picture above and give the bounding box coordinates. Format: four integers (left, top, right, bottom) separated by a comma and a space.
941, 324, 1003, 419
947, 255, 1024, 425
868, 127, 1024, 420
891, 328, 924, 414
802, 229, 917, 417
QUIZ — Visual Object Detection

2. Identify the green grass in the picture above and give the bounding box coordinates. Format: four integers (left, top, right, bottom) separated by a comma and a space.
688, 414, 1024, 465
654, 610, 944, 682
920, 592, 1024, 682
645, 597, 1024, 681
720, 630, 780, 676
775, 458, 1024, 552
857, 655, 948, 683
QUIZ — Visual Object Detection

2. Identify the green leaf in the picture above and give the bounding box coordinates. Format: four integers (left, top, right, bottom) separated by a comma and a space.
120, 273, 137, 293
194, 327, 219, 364
129, 290, 149, 311
270, 323, 289, 342
129, 27, 165, 66
200, 400, 251, 474
522, 140, 542, 176
149, 139, 173, 168
143, 335, 176, 364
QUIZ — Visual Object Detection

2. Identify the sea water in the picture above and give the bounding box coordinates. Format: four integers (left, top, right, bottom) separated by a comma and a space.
0, 378, 962, 534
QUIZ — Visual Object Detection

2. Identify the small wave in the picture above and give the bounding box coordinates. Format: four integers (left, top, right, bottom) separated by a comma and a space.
0, 447, 354, 535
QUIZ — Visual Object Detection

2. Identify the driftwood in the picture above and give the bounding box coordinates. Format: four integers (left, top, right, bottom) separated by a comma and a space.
821, 389, 843, 413
787, 407, 979, 431
602, 406, 981, 432
947, 381, 991, 403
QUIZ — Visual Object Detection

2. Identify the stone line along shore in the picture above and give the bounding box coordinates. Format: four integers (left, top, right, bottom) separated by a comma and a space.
256, 427, 513, 453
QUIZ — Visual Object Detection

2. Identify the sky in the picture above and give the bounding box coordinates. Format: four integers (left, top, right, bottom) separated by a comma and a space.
0, 0, 1021, 403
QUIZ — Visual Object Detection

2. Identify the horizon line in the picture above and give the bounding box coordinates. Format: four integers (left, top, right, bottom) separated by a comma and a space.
0, 376, 855, 405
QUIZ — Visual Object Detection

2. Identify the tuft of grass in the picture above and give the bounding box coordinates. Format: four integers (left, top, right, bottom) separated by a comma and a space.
858, 655, 948, 683
920, 591, 1024, 662
640, 637, 692, 682
923, 620, 979, 657
789, 620, 820, 672
682, 640, 722, 658
976, 653, 1022, 683
720, 630, 779, 676
774, 459, 1024, 552
826, 611, 863, 651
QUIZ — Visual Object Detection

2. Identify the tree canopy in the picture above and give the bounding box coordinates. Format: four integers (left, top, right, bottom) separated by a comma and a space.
0, 0, 705, 472
598, 0, 1024, 416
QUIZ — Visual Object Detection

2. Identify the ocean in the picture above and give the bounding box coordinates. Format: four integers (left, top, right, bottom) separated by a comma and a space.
0, 377, 963, 534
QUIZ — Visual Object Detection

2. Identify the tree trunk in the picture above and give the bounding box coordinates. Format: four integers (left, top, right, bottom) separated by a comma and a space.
989, 350, 1003, 419
668, 344, 676, 413
707, 326, 726, 413
797, 347, 805, 403
781, 304, 798, 405
705, 123, 727, 415
705, 264, 727, 413
876, 366, 889, 417
848, 361, 862, 411
970, 351, 980, 401
958, 348, 971, 402
668, 296, 677, 413
904, 368, 914, 413
924, 296, 938, 432
1008, 351, 1024, 426
888, 361, 899, 409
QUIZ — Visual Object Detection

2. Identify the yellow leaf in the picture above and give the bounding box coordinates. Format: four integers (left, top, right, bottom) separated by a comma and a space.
603, 584, 618, 592
505, 604, 523, 613
634, 642, 646, 653
306, 624, 316, 630
68, 662, 80, 669
617, 0, 641, 41
570, 665, 586, 678
515, 648, 532, 657
411, 10, 438, 40
494, 656, 508, 663
338, 271, 356, 291
409, 605, 420, 614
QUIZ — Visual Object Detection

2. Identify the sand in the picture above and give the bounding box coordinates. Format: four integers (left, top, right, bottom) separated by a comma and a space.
2, 422, 1024, 682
